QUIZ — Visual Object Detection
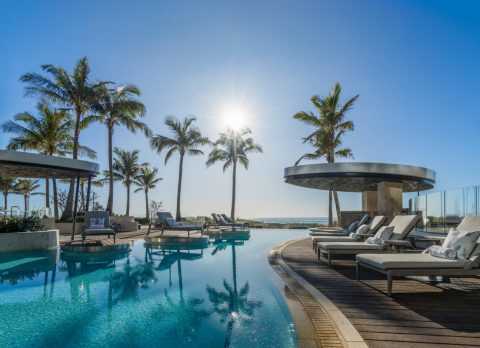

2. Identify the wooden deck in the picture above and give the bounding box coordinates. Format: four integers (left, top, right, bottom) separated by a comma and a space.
59, 227, 204, 246
282, 238, 480, 348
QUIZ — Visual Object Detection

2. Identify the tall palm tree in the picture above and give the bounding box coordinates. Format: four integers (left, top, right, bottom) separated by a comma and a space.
133, 166, 162, 220
206, 128, 262, 220
2, 102, 95, 219
294, 82, 358, 226
110, 148, 146, 216
86, 84, 151, 213
15, 179, 43, 214
20, 56, 103, 220
150, 116, 209, 221
0, 177, 18, 210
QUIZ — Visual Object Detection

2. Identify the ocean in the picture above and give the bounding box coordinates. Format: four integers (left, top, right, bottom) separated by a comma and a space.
252, 217, 336, 225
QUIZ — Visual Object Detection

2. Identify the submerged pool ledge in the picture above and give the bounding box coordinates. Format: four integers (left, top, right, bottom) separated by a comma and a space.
269, 238, 367, 348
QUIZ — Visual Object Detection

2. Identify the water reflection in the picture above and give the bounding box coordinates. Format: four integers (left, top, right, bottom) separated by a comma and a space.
207, 232, 263, 347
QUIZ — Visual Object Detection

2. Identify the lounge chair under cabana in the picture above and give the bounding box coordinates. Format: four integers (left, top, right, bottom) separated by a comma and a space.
149, 212, 204, 237
309, 214, 371, 236
311, 215, 387, 251
317, 215, 421, 266
356, 215, 480, 296
82, 211, 117, 243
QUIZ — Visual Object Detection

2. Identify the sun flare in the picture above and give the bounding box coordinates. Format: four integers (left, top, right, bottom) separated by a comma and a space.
224, 108, 245, 131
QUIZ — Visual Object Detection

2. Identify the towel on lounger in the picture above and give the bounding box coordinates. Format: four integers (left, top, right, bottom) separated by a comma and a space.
426, 245, 457, 260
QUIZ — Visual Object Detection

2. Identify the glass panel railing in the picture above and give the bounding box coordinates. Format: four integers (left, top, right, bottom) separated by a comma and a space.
426, 191, 444, 233
445, 188, 464, 230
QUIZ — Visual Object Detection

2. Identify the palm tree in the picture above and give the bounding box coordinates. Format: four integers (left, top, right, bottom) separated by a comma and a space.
2, 102, 96, 219
206, 128, 262, 220
133, 166, 162, 220
15, 179, 43, 214
294, 82, 358, 226
86, 84, 151, 213
20, 57, 103, 220
150, 116, 209, 221
110, 148, 146, 216
0, 177, 19, 210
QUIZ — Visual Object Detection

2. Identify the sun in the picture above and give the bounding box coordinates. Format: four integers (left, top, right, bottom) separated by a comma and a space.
223, 107, 245, 131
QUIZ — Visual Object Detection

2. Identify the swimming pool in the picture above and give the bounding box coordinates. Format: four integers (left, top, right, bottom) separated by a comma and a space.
0, 229, 306, 348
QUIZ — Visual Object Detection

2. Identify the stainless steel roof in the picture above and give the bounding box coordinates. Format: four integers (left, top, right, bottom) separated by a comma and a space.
0, 150, 100, 178
284, 162, 435, 192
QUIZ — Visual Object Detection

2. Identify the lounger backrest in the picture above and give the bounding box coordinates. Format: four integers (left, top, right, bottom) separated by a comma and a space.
211, 213, 221, 223
388, 215, 420, 240
157, 212, 181, 227
357, 214, 371, 227
457, 216, 480, 232
221, 214, 234, 223
369, 216, 387, 233
84, 211, 110, 228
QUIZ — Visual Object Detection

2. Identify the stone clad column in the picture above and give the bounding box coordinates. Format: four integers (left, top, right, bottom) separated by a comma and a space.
362, 191, 378, 212
377, 182, 403, 220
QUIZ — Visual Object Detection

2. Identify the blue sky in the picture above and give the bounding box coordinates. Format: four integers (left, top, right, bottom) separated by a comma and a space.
1, 0, 480, 218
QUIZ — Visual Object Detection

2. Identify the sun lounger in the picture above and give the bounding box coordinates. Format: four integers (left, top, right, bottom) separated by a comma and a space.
208, 213, 248, 231
150, 212, 204, 237
311, 215, 387, 251
356, 215, 480, 296
317, 215, 420, 266
309, 214, 370, 236
82, 211, 116, 243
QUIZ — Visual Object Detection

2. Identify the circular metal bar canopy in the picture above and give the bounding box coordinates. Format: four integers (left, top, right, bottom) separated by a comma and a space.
0, 150, 100, 178
284, 162, 435, 192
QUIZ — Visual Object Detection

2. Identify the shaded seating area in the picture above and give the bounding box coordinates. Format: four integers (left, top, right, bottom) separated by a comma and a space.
316, 215, 421, 266
82, 211, 117, 243
357, 215, 480, 296
311, 215, 387, 250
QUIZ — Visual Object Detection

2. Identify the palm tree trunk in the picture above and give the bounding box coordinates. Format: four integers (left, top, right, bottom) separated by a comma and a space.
53, 179, 59, 220
45, 178, 50, 210
333, 191, 341, 226
61, 109, 81, 221
126, 183, 130, 216
24, 195, 28, 216
328, 190, 333, 226
175, 154, 184, 221
107, 126, 114, 213
145, 189, 149, 220
4, 194, 7, 211
231, 160, 237, 220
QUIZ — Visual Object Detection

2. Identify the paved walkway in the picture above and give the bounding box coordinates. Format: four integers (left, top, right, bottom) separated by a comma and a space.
282, 238, 480, 348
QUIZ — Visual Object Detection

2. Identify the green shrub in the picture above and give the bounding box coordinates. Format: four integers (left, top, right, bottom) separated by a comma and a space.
0, 216, 44, 233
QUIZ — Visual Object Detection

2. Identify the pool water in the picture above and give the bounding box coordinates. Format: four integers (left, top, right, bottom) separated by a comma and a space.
0, 229, 306, 348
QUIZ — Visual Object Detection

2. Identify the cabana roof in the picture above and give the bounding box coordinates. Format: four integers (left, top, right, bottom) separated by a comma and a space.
0, 150, 99, 179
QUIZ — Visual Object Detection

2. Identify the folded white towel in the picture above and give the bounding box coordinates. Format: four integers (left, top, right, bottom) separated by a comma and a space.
426, 245, 457, 260
349, 232, 357, 238
365, 237, 382, 246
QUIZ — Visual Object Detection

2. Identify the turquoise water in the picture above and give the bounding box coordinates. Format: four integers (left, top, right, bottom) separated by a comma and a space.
0, 229, 305, 348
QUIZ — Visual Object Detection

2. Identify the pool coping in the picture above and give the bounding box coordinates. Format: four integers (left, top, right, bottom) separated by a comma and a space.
269, 238, 368, 348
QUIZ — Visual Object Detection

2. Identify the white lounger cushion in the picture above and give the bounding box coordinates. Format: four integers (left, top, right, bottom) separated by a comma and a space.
389, 215, 420, 240
312, 236, 357, 243
317, 242, 381, 250
356, 253, 468, 269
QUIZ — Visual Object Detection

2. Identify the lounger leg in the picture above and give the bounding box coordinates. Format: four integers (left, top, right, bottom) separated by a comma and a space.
328, 251, 331, 267
356, 262, 360, 281
387, 272, 393, 297
317, 249, 321, 261
114, 234, 116, 244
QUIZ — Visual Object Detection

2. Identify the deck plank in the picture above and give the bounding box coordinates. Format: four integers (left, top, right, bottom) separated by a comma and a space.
282, 238, 480, 348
